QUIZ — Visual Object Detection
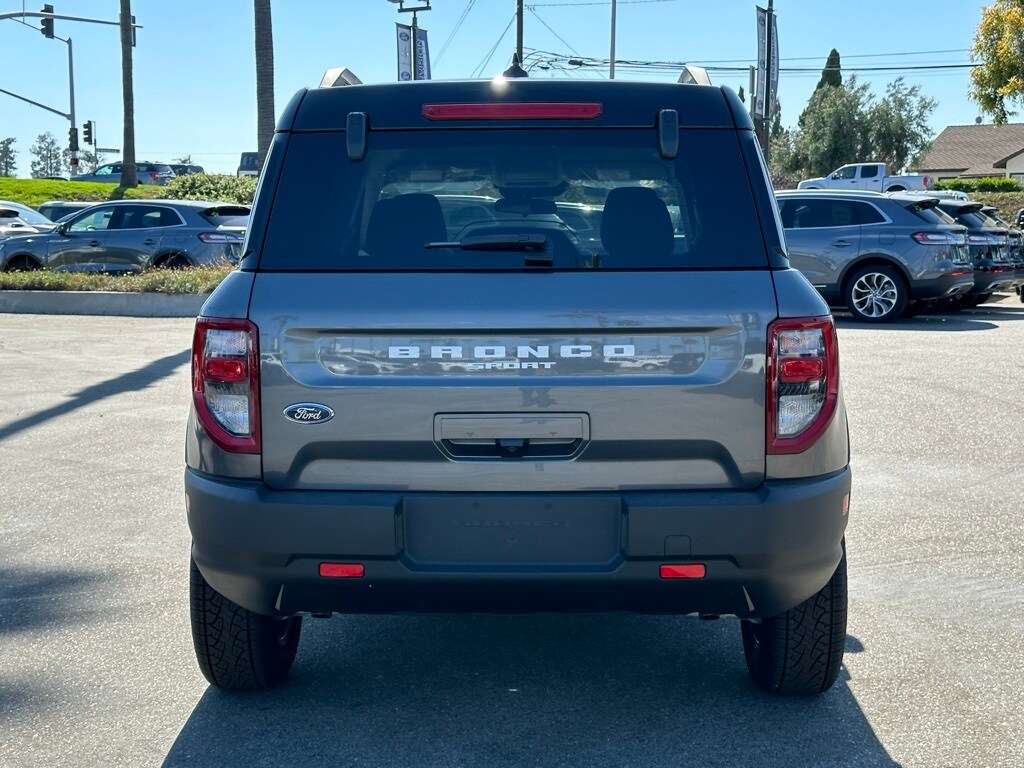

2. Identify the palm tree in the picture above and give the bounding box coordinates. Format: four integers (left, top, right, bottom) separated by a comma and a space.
254, 0, 275, 168
119, 0, 137, 187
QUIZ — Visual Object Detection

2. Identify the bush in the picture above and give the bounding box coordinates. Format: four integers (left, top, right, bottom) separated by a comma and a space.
161, 174, 258, 204
933, 176, 1023, 193
0, 265, 232, 294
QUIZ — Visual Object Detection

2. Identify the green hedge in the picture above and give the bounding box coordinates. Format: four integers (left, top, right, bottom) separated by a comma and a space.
933, 176, 1023, 193
0, 265, 233, 294
161, 174, 258, 205
0, 178, 162, 207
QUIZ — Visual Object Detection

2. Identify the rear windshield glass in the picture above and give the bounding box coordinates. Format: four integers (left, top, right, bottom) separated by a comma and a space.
955, 211, 998, 229
258, 129, 768, 271
905, 202, 957, 226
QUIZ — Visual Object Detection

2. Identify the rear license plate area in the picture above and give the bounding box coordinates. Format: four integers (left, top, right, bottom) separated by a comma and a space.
402, 496, 623, 568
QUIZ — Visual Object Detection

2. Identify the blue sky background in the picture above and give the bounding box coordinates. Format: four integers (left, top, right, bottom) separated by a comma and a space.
0, 0, 986, 175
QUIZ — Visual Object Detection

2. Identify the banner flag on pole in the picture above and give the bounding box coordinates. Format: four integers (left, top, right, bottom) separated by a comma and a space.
396, 23, 413, 82
413, 26, 431, 80
754, 6, 768, 118
770, 13, 779, 119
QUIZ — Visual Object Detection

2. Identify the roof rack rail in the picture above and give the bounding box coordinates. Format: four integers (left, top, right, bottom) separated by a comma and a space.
320, 67, 363, 88
677, 66, 712, 86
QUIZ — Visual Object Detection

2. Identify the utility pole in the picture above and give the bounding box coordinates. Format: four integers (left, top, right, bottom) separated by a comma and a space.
66, 37, 76, 175
515, 0, 523, 64
609, 0, 617, 79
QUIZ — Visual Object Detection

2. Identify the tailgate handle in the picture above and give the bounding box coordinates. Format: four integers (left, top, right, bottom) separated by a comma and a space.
435, 414, 589, 460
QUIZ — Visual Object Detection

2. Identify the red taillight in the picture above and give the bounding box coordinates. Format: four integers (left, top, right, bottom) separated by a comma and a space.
422, 102, 603, 121
192, 317, 260, 453
319, 563, 365, 578
198, 232, 244, 243
766, 317, 839, 455
912, 231, 954, 245
150, 172, 159, 180
660, 564, 706, 579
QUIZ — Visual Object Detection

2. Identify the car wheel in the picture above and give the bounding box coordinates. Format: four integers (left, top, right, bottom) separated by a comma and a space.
900, 300, 928, 318
190, 555, 301, 690
845, 265, 907, 323
741, 545, 847, 695
3, 255, 41, 272
158, 254, 191, 269
965, 293, 992, 308
886, 185, 906, 192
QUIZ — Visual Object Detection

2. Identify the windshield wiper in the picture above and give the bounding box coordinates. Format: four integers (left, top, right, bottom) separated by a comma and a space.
425, 234, 548, 251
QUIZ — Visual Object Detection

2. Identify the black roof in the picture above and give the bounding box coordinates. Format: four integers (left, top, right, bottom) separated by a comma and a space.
278, 79, 750, 133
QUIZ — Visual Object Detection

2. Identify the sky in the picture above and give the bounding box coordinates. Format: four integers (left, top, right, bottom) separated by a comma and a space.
0, 0, 987, 176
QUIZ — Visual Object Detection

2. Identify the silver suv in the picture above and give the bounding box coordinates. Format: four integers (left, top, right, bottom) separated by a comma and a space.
776, 190, 973, 322
185, 76, 852, 695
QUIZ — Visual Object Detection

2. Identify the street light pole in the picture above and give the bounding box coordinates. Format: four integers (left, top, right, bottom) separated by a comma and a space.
609, 0, 617, 79
66, 36, 77, 175
515, 0, 523, 64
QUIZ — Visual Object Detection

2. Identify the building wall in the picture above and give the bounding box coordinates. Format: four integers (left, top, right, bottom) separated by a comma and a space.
1004, 154, 1024, 181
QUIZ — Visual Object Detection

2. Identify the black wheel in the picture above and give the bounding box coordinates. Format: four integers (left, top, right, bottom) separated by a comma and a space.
190, 556, 301, 690
965, 292, 992, 308
885, 185, 906, 192
158, 254, 191, 269
741, 546, 847, 695
3, 255, 41, 272
844, 265, 908, 323
900, 300, 928, 318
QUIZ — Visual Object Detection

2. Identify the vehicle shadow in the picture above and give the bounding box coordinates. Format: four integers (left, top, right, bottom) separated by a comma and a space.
163, 615, 898, 768
0, 348, 189, 444
834, 298, 1024, 332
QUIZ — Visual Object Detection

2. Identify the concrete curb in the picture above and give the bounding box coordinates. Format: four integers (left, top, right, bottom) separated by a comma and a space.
0, 290, 209, 318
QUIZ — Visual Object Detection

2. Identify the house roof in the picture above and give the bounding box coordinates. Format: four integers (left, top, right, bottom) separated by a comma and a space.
915, 123, 1024, 177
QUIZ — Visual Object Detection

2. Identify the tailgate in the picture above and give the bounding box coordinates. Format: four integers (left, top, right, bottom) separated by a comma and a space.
251, 270, 774, 493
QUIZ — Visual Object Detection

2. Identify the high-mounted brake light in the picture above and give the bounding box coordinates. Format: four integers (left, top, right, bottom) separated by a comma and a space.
192, 318, 260, 453
422, 102, 603, 121
767, 317, 839, 455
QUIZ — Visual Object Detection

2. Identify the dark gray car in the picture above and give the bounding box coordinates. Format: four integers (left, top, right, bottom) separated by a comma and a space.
74, 161, 176, 186
185, 77, 851, 695
0, 200, 249, 272
776, 190, 973, 322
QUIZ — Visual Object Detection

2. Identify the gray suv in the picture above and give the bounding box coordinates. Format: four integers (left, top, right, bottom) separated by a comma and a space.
776, 190, 973, 322
186, 76, 851, 695
0, 200, 248, 272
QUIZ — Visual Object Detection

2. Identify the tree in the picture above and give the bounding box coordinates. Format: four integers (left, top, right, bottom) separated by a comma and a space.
63, 147, 107, 173
794, 77, 872, 177
970, 0, 1024, 124
254, 0, 275, 167
174, 154, 192, 165
120, 0, 138, 187
816, 49, 842, 91
29, 132, 66, 178
0, 137, 16, 177
867, 78, 936, 173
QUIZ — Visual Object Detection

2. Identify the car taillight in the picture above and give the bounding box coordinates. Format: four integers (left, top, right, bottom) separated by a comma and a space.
912, 232, 956, 245
767, 317, 839, 455
150, 172, 159, 180
192, 318, 260, 453
198, 232, 243, 243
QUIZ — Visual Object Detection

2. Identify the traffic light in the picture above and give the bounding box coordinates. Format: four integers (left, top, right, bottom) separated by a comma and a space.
40, 4, 54, 38
68, 126, 79, 152
83, 121, 94, 146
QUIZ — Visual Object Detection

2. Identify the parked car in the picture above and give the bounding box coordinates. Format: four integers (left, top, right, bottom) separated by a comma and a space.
74, 162, 176, 186
775, 190, 972, 321
979, 205, 1024, 298
0, 200, 249, 272
186, 75, 851, 695
237, 152, 260, 177
936, 199, 1017, 307
170, 163, 205, 176
798, 163, 932, 193
36, 200, 93, 222
0, 200, 56, 241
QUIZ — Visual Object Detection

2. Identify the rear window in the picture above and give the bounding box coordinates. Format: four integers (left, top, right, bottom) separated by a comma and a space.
258, 129, 768, 271
904, 201, 957, 226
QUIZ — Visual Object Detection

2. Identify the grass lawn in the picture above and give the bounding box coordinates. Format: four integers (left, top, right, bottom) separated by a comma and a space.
0, 265, 232, 294
0, 178, 163, 208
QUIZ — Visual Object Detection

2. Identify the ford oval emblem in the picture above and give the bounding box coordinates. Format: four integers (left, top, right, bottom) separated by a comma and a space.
283, 403, 335, 424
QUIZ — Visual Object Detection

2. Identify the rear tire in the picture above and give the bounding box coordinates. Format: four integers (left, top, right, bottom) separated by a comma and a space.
900, 300, 928, 318
844, 265, 907, 323
965, 292, 992, 308
190, 556, 301, 690
3, 255, 41, 272
156, 253, 191, 269
741, 546, 847, 695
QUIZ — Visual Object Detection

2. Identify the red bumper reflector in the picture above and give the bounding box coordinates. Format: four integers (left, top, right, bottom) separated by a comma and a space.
660, 564, 706, 579
319, 563, 365, 578
203, 357, 247, 383
422, 102, 603, 121
842, 494, 850, 514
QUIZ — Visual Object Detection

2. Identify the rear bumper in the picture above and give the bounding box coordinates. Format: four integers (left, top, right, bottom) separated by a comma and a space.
911, 270, 975, 301
972, 269, 1017, 295
186, 467, 851, 618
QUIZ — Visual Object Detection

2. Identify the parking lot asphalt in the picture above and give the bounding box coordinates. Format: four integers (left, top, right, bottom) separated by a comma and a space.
1, 298, 1023, 768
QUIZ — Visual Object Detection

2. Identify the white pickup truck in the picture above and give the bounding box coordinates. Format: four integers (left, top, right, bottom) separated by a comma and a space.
797, 163, 932, 192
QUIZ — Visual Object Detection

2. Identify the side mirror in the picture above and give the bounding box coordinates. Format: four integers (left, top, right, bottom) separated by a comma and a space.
56, 223, 68, 235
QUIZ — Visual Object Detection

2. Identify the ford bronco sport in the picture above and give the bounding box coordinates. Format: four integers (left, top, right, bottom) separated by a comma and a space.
186, 74, 851, 695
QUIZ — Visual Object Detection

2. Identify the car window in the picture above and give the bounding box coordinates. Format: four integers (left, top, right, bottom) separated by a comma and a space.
905, 202, 956, 226
3, 202, 52, 225
859, 165, 879, 179
94, 165, 114, 177
779, 198, 857, 229
835, 166, 857, 180
115, 205, 181, 229
68, 207, 114, 232
260, 129, 770, 271
854, 203, 885, 224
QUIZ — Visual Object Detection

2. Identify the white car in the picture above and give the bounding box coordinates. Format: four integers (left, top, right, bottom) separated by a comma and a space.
0, 201, 56, 242
798, 163, 932, 193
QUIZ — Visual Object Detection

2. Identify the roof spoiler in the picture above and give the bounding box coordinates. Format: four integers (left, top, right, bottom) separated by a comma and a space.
678, 66, 712, 86
320, 67, 363, 88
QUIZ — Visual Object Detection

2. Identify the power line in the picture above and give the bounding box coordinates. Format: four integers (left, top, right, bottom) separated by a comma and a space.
435, 0, 476, 68
471, 13, 517, 78
528, 0, 681, 6
527, 7, 606, 77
